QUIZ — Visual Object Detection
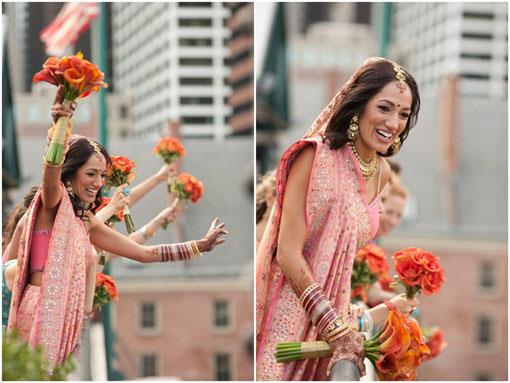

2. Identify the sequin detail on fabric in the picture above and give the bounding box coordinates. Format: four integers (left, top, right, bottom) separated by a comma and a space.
8, 184, 92, 368
256, 139, 375, 380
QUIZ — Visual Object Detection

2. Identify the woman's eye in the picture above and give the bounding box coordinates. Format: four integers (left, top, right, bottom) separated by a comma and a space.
400, 112, 410, 119
87, 173, 95, 177
378, 105, 389, 112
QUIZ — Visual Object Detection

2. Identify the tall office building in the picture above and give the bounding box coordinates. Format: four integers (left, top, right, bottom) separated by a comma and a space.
226, 2, 253, 134
111, 2, 232, 139
392, 2, 507, 97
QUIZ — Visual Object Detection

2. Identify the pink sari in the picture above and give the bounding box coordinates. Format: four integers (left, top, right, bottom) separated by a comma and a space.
7, 184, 93, 367
256, 137, 381, 380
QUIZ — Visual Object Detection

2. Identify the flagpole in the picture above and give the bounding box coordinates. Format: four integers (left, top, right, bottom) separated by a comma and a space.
97, 3, 115, 381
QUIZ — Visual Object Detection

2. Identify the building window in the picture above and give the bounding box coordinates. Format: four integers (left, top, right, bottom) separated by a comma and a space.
178, 18, 212, 27
213, 300, 230, 328
475, 372, 493, 380
461, 32, 493, 40
182, 116, 214, 125
140, 302, 156, 330
178, 2, 212, 7
179, 77, 213, 86
180, 96, 214, 105
179, 58, 213, 66
477, 316, 493, 345
214, 353, 231, 381
479, 261, 495, 289
119, 105, 128, 119
140, 353, 158, 377
179, 37, 213, 47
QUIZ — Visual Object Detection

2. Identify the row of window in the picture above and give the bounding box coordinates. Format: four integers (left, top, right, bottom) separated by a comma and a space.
140, 352, 231, 380
133, 79, 170, 106
141, 300, 231, 330
116, 20, 169, 64
133, 99, 170, 123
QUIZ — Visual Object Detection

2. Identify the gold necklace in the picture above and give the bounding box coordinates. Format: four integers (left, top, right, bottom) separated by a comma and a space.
348, 142, 378, 180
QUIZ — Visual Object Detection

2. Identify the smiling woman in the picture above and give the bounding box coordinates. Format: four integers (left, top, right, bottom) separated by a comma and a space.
256, 57, 421, 380
6, 86, 228, 371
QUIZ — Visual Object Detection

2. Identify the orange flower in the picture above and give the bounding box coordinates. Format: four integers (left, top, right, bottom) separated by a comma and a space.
33, 52, 107, 100
153, 137, 186, 164
110, 155, 136, 174
379, 275, 394, 292
173, 173, 204, 203
95, 273, 119, 300
393, 248, 424, 287
425, 327, 447, 358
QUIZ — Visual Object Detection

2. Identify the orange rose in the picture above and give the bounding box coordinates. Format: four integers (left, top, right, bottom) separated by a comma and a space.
421, 270, 445, 295
394, 248, 423, 286
110, 155, 136, 174
153, 137, 186, 163
379, 275, 394, 292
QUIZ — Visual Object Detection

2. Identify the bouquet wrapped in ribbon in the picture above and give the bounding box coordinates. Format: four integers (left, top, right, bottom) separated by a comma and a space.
391, 247, 446, 299
106, 155, 136, 233
351, 243, 391, 303
276, 302, 431, 380
33, 52, 107, 165
93, 273, 119, 310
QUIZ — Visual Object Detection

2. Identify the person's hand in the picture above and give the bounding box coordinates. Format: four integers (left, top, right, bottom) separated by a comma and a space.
155, 163, 178, 182
389, 293, 419, 315
199, 218, 228, 252
51, 85, 76, 124
108, 184, 130, 213
156, 205, 179, 225
346, 303, 365, 329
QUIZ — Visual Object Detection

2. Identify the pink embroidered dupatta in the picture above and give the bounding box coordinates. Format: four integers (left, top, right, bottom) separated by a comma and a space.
256, 57, 390, 381
8, 184, 92, 367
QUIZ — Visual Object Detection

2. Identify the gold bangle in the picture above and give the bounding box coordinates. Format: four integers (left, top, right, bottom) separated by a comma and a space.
191, 240, 201, 256
326, 326, 353, 343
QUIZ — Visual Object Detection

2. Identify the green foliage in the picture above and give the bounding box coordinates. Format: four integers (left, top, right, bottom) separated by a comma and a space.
2, 330, 75, 381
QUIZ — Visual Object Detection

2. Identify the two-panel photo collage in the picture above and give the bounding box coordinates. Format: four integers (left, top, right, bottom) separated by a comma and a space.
1, 1, 508, 382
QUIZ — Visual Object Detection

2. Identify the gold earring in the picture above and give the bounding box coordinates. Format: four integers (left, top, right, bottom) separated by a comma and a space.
66, 181, 74, 197
391, 137, 401, 154
347, 115, 359, 141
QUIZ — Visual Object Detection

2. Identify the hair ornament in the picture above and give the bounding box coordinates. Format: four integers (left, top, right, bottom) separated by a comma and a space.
393, 63, 407, 92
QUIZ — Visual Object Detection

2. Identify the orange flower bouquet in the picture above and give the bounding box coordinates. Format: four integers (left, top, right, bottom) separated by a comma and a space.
93, 273, 119, 310
351, 243, 391, 303
33, 52, 107, 165
392, 248, 446, 299
153, 137, 186, 164
106, 155, 136, 233
423, 326, 447, 359
165, 173, 204, 229
96, 197, 125, 226
276, 302, 431, 380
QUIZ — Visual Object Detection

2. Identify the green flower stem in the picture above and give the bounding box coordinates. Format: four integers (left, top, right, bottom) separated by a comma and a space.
124, 209, 135, 234
45, 100, 72, 165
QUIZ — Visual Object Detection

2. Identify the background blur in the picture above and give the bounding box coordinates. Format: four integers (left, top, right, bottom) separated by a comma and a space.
256, 2, 507, 381
3, 2, 253, 380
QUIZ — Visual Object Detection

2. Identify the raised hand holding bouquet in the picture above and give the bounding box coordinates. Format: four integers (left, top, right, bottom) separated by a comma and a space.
351, 243, 391, 303
106, 156, 137, 233
93, 273, 119, 310
392, 247, 446, 299
33, 52, 107, 165
153, 137, 186, 187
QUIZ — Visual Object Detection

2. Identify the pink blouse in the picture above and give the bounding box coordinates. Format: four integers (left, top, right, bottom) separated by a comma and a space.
29, 229, 51, 273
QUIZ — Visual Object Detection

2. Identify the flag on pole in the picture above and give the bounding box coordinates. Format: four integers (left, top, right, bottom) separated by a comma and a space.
40, 2, 99, 56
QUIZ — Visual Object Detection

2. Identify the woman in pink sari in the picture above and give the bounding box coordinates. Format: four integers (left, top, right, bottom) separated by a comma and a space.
256, 58, 421, 380
7, 88, 227, 371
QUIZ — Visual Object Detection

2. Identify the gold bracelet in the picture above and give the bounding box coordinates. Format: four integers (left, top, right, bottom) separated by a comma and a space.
326, 326, 353, 343
191, 240, 201, 256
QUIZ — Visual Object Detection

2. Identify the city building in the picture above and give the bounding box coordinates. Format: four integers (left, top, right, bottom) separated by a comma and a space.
391, 2, 508, 98
108, 136, 253, 380
111, 2, 232, 139
387, 2, 508, 380
226, 2, 253, 135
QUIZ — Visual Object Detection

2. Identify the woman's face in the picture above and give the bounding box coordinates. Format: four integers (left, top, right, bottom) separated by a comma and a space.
71, 154, 107, 203
357, 81, 412, 156
377, 193, 407, 237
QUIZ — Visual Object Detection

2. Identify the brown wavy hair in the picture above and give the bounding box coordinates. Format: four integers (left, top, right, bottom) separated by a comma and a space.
324, 60, 420, 156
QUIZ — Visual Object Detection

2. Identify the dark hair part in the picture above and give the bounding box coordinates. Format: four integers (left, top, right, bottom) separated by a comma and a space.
2, 186, 39, 251
61, 138, 111, 220
324, 60, 420, 156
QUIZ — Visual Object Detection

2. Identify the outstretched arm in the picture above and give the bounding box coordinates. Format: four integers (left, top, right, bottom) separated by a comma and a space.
129, 163, 177, 206
89, 214, 227, 263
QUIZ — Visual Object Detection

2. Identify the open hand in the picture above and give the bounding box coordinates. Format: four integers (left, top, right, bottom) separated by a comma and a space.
200, 218, 228, 252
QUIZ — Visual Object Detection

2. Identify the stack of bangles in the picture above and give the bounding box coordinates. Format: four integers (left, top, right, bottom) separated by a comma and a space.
300, 282, 352, 343
157, 240, 202, 262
